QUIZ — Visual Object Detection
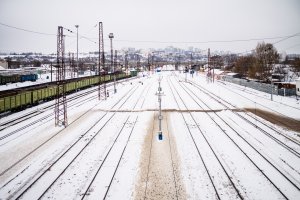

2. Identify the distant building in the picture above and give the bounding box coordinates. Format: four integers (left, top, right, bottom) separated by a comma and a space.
0, 59, 8, 69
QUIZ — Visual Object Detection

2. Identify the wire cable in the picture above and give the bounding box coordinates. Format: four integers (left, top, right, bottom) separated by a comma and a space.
0, 22, 56, 36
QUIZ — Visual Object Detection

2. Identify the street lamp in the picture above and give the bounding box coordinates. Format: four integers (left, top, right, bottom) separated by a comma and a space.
109, 33, 116, 93
75, 25, 79, 77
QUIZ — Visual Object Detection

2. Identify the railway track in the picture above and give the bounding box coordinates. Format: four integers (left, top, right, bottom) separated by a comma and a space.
0, 78, 149, 199
0, 77, 136, 131
0, 87, 100, 143
0, 78, 140, 178
82, 81, 152, 199
171, 75, 300, 199
0, 78, 137, 146
167, 76, 242, 199
184, 76, 300, 152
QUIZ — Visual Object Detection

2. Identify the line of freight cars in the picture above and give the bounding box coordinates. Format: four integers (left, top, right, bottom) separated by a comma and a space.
0, 74, 38, 85
0, 72, 131, 114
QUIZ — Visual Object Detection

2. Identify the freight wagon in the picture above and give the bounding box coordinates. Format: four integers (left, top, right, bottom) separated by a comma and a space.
0, 72, 131, 114
0, 73, 38, 85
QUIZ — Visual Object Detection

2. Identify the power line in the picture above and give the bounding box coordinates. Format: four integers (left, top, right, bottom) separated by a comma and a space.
113, 34, 300, 45
2, 21, 299, 45
1, 21, 299, 53
273, 32, 300, 45
0, 21, 97, 47
0, 22, 56, 36
234, 32, 300, 55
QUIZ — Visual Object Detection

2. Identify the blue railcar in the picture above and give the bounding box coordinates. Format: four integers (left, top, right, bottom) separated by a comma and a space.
20, 74, 38, 82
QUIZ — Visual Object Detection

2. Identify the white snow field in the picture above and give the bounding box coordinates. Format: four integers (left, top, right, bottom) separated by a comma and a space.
0, 70, 299, 200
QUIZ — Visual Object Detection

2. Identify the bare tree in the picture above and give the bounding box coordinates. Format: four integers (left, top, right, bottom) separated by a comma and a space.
234, 55, 256, 78
291, 57, 300, 72
254, 42, 279, 81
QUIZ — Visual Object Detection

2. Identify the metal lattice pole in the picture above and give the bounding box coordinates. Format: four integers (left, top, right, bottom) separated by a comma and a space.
55, 26, 68, 127
99, 22, 106, 100
75, 25, 79, 78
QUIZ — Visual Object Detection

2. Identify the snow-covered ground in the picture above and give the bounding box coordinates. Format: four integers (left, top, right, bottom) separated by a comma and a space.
0, 70, 299, 199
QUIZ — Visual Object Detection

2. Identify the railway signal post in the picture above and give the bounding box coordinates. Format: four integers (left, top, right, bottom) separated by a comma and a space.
157, 75, 163, 140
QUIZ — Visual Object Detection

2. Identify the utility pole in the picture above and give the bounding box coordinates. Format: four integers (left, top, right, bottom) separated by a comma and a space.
109, 33, 116, 93
75, 25, 79, 78
190, 53, 194, 78
212, 56, 215, 83
114, 50, 118, 72
147, 53, 151, 71
50, 62, 52, 82
99, 22, 106, 100
151, 53, 154, 73
55, 26, 68, 127
208, 48, 211, 82
178, 55, 181, 72
269, 49, 274, 101
125, 52, 128, 75
185, 54, 188, 82
136, 54, 140, 70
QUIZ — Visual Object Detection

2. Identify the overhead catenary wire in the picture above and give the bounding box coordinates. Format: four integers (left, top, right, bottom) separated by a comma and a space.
0, 22, 56, 36
0, 22, 95, 44
114, 35, 300, 44
3, 21, 298, 46
234, 32, 300, 56
1, 21, 299, 53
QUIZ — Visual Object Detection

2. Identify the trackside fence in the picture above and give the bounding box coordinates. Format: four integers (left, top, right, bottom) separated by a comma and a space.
223, 76, 296, 96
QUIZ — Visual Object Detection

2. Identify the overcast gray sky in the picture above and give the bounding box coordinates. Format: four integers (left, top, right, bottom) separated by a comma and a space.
0, 0, 300, 54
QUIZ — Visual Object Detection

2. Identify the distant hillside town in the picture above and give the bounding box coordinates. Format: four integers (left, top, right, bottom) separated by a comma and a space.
1, 43, 300, 84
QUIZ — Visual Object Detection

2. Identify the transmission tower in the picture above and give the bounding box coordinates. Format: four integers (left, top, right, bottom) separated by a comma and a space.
69, 52, 75, 78
98, 22, 106, 100
55, 26, 68, 127
72, 53, 75, 78
68, 52, 71, 78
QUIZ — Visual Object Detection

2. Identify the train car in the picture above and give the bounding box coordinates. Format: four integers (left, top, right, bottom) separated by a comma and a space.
0, 74, 20, 85
0, 73, 38, 85
0, 72, 133, 114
